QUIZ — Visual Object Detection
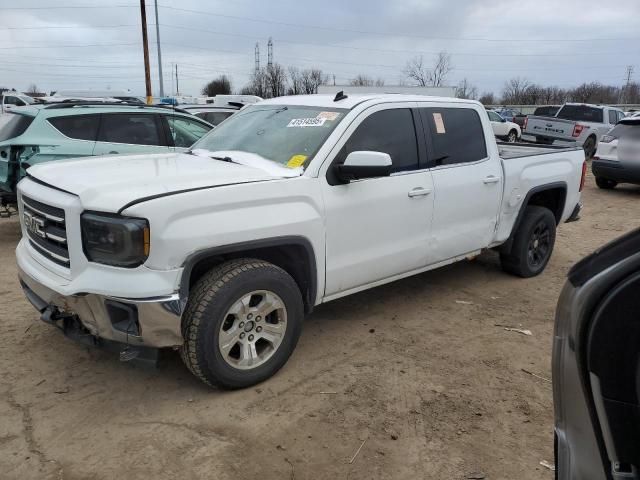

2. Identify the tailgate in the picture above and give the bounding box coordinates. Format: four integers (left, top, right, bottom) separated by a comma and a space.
524, 115, 576, 140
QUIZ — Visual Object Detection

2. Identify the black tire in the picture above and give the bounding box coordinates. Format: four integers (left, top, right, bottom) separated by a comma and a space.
595, 176, 617, 189
500, 206, 557, 278
181, 258, 304, 389
583, 136, 597, 159
507, 129, 518, 143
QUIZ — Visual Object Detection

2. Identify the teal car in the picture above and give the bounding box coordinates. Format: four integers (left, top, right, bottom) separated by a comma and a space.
0, 102, 213, 203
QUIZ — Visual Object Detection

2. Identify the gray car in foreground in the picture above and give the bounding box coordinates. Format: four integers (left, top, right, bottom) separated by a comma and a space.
553, 227, 640, 479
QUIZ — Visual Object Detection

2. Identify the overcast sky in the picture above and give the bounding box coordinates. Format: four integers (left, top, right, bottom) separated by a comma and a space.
1, 0, 638, 97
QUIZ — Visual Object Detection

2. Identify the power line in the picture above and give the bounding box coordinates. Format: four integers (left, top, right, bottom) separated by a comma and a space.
0, 4, 138, 10
157, 4, 640, 43
0, 43, 138, 50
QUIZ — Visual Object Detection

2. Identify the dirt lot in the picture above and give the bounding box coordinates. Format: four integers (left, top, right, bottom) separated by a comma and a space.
1, 171, 638, 480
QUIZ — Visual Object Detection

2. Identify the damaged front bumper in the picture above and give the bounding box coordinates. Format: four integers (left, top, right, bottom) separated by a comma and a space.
18, 263, 185, 362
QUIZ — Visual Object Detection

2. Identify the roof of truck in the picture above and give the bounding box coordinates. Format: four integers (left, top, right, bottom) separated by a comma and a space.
258, 94, 478, 109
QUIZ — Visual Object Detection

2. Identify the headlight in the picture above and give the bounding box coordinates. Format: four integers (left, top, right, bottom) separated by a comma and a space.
81, 212, 150, 268
600, 135, 617, 143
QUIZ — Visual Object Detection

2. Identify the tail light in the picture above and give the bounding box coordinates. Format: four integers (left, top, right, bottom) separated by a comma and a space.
579, 160, 587, 192
523, 117, 528, 130
573, 124, 585, 137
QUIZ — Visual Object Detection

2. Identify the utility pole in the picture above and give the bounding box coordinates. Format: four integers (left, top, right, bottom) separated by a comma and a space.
254, 42, 260, 74
175, 64, 179, 96
267, 37, 273, 67
623, 65, 634, 103
154, 0, 164, 97
139, 0, 153, 104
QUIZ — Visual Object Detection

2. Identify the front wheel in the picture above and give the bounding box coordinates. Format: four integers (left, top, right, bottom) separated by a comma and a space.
500, 206, 557, 278
595, 177, 617, 189
507, 129, 518, 143
181, 259, 304, 389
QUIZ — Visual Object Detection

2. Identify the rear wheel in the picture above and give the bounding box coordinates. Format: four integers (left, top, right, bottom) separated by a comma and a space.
501, 206, 557, 278
507, 129, 518, 143
595, 177, 617, 189
583, 136, 597, 159
181, 258, 304, 389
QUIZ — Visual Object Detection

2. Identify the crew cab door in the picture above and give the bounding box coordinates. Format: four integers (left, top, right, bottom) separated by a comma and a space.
321, 104, 434, 297
92, 113, 169, 156
419, 106, 502, 262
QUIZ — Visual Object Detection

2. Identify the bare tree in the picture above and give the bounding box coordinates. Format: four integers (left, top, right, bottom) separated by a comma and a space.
301, 68, 326, 94
201, 75, 232, 96
456, 78, 477, 99
404, 51, 453, 87
478, 92, 496, 105
287, 66, 304, 95
375, 78, 385, 87
26, 84, 39, 95
241, 69, 269, 98
501, 77, 533, 104
431, 52, 452, 87
265, 63, 287, 98
403, 56, 430, 86
350, 74, 374, 87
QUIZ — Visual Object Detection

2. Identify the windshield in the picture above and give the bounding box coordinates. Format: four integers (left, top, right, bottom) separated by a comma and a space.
0, 113, 34, 142
556, 105, 603, 123
192, 104, 347, 170
18, 96, 35, 105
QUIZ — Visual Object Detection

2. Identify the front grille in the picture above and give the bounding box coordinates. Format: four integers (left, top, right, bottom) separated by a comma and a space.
21, 195, 70, 268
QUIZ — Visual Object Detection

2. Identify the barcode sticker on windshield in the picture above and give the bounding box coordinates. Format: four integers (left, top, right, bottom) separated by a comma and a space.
433, 113, 446, 134
287, 117, 327, 128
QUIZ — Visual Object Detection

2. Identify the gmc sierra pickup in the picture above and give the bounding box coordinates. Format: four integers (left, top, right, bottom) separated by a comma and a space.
15, 94, 586, 389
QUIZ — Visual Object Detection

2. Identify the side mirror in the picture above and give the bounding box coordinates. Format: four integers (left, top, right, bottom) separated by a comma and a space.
335, 151, 392, 183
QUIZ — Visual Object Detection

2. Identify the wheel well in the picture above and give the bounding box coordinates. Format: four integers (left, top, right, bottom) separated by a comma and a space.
528, 186, 566, 225
183, 241, 317, 314
500, 184, 567, 254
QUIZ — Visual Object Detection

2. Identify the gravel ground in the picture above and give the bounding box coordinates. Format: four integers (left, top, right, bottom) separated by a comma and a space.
1, 170, 638, 480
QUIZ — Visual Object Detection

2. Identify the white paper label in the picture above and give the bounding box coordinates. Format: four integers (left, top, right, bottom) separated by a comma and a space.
287, 117, 327, 128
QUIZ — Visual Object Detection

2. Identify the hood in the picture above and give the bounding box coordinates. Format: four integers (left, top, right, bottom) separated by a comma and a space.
27, 152, 294, 211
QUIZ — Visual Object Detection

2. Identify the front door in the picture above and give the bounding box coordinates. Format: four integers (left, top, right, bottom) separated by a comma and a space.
419, 106, 502, 262
321, 105, 434, 297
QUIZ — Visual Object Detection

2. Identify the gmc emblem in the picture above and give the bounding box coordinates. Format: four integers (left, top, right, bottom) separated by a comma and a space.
23, 210, 46, 239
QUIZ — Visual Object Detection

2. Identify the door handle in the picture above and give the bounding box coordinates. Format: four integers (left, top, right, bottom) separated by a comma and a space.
483, 175, 500, 184
408, 187, 432, 198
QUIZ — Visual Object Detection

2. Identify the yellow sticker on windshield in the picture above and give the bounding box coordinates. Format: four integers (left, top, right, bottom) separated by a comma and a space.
287, 154, 308, 168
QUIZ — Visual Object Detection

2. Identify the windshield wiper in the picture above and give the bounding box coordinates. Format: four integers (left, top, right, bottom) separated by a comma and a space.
188, 149, 235, 163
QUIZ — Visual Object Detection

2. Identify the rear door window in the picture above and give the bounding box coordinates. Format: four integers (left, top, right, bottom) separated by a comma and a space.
608, 110, 618, 125
98, 113, 162, 145
337, 108, 420, 173
48, 115, 100, 141
421, 107, 487, 166
556, 105, 604, 123
0, 114, 34, 141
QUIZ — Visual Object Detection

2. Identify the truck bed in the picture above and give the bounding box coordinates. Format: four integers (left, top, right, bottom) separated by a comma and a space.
498, 142, 581, 160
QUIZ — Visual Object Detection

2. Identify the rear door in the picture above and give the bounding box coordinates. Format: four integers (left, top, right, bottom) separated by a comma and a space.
161, 114, 213, 151
92, 112, 169, 156
45, 114, 100, 161
420, 105, 503, 263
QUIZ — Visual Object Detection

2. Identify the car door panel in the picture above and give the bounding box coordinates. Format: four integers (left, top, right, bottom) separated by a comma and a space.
322, 104, 434, 297
419, 107, 502, 262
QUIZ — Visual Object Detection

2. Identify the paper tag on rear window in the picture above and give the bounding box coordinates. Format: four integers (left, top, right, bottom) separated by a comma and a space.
316, 111, 340, 121
287, 117, 326, 128
433, 113, 446, 134
287, 154, 308, 168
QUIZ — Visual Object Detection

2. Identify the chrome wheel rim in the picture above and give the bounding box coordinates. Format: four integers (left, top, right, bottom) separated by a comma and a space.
218, 290, 287, 370
508, 131, 517, 142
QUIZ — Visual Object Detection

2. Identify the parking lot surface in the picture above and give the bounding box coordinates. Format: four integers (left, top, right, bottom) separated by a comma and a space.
1, 170, 638, 480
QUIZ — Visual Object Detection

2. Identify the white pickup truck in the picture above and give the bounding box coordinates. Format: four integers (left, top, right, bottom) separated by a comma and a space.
524, 103, 626, 158
16, 94, 586, 389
